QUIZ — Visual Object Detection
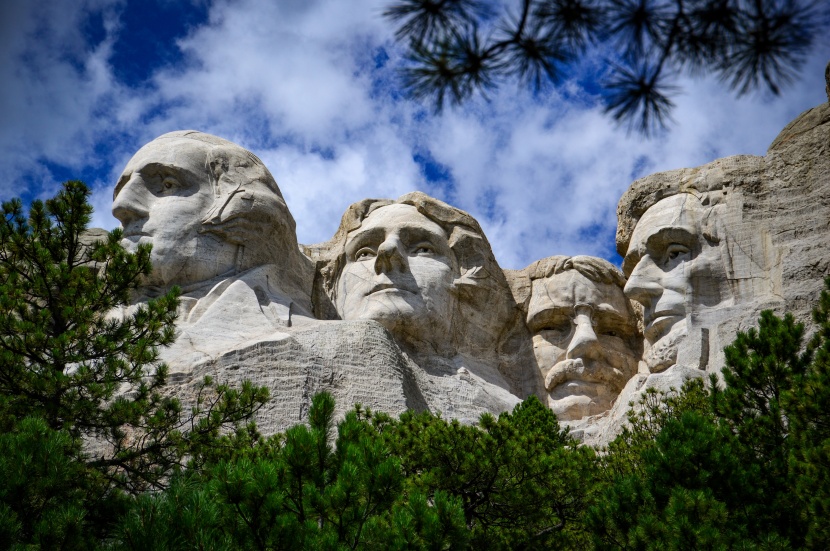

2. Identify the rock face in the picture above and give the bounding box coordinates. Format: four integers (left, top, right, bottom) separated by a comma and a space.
306, 193, 541, 405
505, 256, 640, 441
598, 98, 830, 446
107, 94, 830, 446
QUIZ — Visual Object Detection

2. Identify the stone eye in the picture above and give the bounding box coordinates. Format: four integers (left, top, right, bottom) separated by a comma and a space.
534, 320, 572, 341
162, 177, 178, 190
413, 245, 432, 254
665, 244, 690, 264
355, 248, 375, 260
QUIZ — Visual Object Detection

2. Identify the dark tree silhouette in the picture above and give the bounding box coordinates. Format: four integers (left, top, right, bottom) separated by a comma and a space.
384, 0, 826, 134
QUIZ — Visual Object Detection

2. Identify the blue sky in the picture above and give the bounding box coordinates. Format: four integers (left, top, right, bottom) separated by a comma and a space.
1, 0, 827, 269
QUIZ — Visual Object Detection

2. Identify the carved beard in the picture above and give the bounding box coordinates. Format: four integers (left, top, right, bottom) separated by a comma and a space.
643, 320, 687, 373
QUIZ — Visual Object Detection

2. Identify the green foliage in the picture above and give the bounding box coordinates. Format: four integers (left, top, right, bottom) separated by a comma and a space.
0, 415, 125, 550
713, 310, 809, 456
384, 0, 824, 134
592, 278, 830, 549
600, 378, 711, 481
710, 309, 810, 543
113, 476, 232, 551
0, 182, 268, 547
110, 394, 599, 550
381, 395, 595, 549
113, 393, 469, 550
787, 277, 830, 548
590, 383, 768, 549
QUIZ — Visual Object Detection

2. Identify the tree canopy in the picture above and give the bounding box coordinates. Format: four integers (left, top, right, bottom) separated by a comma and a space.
0, 181, 268, 547
3, 182, 830, 548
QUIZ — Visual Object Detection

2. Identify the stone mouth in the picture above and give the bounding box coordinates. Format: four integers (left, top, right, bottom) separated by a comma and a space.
367, 283, 414, 296
121, 230, 150, 239
551, 379, 603, 396
546, 358, 624, 391
644, 313, 684, 341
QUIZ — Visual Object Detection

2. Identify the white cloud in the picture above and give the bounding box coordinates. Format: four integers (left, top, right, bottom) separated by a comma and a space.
2, 0, 827, 271
0, 0, 126, 199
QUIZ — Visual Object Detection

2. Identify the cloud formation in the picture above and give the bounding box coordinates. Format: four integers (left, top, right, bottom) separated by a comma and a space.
1, 0, 827, 269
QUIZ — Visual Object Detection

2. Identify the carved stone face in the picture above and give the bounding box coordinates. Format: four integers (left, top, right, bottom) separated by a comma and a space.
623, 193, 728, 371
527, 269, 638, 420
335, 203, 457, 349
112, 138, 238, 290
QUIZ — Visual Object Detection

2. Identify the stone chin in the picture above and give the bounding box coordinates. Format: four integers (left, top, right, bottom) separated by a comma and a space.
644, 313, 685, 344
548, 381, 616, 420
643, 318, 688, 372
119, 228, 153, 249
354, 292, 419, 327
119, 237, 140, 254
544, 358, 586, 390
545, 359, 628, 421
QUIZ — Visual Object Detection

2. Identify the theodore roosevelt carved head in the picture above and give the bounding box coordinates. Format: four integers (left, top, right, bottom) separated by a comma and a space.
515, 255, 640, 420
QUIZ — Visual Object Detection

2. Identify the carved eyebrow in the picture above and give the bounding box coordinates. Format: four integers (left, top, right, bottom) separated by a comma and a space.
344, 227, 385, 254
397, 225, 446, 241
527, 305, 572, 331
594, 309, 634, 333
624, 226, 697, 273
114, 162, 181, 197
644, 226, 697, 252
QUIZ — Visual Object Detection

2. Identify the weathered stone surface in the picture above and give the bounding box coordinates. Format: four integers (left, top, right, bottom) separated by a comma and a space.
506, 256, 641, 427
602, 98, 830, 447
306, 192, 542, 406
104, 86, 829, 446
171, 321, 414, 435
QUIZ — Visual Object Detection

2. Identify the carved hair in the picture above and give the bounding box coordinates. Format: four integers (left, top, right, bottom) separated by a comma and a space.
615, 155, 765, 260
314, 191, 506, 312
523, 255, 626, 289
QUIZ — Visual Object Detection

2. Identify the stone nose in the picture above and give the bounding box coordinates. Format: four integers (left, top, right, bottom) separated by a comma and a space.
374, 236, 407, 275
624, 255, 663, 309
565, 306, 602, 361
112, 174, 151, 226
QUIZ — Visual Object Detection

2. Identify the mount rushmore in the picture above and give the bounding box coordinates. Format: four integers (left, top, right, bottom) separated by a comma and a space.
106, 83, 830, 446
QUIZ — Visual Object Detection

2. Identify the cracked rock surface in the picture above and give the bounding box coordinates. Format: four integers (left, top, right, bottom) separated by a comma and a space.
102, 93, 830, 446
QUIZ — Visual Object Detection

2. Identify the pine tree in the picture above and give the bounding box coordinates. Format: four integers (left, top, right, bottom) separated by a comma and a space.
381, 395, 596, 549
787, 277, 830, 548
0, 416, 114, 550
0, 181, 268, 546
383, 0, 823, 134
114, 392, 469, 550
588, 380, 769, 549
710, 309, 811, 544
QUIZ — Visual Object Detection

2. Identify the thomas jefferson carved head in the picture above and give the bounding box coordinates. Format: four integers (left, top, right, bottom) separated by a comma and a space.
515, 255, 640, 420
113, 131, 302, 292
314, 193, 516, 357
307, 192, 546, 400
